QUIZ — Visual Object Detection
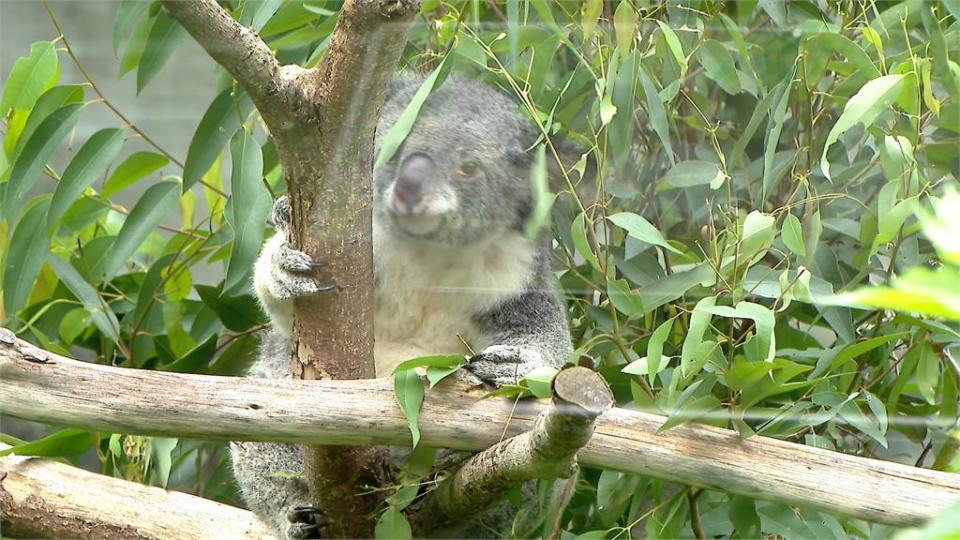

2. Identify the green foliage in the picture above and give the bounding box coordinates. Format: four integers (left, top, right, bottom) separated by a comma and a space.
896, 499, 960, 540
2, 0, 959, 537
834, 189, 960, 321
393, 354, 466, 447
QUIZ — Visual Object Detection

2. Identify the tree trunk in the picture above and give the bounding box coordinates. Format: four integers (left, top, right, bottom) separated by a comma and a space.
157, 1, 419, 535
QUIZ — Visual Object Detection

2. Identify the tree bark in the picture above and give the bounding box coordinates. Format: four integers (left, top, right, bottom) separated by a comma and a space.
281, 4, 417, 535
0, 443, 272, 539
411, 367, 614, 533
2, 334, 958, 527
157, 1, 418, 535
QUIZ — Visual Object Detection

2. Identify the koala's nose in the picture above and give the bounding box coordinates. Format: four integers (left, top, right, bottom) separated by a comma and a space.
393, 154, 434, 212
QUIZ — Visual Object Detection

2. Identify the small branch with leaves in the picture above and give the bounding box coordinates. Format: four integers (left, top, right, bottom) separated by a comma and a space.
411, 366, 614, 534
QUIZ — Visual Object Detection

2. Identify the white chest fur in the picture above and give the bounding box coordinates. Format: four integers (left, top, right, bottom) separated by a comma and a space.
372, 224, 536, 375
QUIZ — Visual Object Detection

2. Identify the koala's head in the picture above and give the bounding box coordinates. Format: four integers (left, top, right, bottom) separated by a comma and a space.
373, 74, 539, 245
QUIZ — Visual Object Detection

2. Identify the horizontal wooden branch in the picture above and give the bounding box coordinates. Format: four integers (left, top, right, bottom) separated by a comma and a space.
0, 443, 271, 539
1, 333, 958, 527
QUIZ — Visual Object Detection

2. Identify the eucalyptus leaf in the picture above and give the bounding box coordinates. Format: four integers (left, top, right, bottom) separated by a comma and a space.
394, 368, 425, 448
374, 507, 412, 540
522, 366, 558, 398
821, 74, 910, 179
1, 41, 58, 114
609, 212, 682, 254
99, 180, 181, 280
698, 40, 741, 95
12, 84, 86, 160
781, 213, 806, 257
375, 56, 450, 167
224, 131, 271, 293
680, 297, 716, 377
113, 0, 151, 54
48, 128, 125, 229
661, 160, 723, 189
3, 198, 52, 315
5, 103, 85, 219
638, 63, 676, 165
762, 66, 795, 202
183, 88, 255, 189
136, 11, 187, 93
646, 317, 674, 383
47, 255, 121, 342
102, 151, 170, 199
0, 428, 95, 458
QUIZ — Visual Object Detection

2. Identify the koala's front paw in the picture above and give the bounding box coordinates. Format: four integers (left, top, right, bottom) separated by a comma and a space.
254, 234, 337, 300
466, 345, 546, 387
253, 232, 337, 333
286, 505, 325, 539
262, 196, 336, 300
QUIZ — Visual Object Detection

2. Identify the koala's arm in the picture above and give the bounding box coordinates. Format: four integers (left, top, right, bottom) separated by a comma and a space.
469, 279, 573, 387
253, 233, 294, 333
253, 197, 336, 335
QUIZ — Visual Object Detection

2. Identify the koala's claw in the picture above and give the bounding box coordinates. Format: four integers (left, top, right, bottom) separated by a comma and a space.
266, 242, 338, 299
272, 243, 315, 274
286, 505, 324, 539
266, 272, 338, 301
466, 345, 546, 388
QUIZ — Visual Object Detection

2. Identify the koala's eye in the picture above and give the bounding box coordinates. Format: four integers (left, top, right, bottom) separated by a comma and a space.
456, 160, 481, 179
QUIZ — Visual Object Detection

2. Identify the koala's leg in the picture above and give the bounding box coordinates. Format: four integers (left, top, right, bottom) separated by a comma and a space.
231, 441, 325, 539
235, 331, 327, 538
468, 286, 573, 387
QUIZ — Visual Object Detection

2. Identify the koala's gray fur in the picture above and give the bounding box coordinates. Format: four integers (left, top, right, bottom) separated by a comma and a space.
232, 74, 573, 539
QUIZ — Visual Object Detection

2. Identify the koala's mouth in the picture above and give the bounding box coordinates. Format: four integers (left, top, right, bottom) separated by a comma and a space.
389, 211, 445, 237
383, 186, 457, 238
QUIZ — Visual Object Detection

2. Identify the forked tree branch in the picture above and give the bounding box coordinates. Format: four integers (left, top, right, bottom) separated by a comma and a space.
411, 367, 614, 533
2, 334, 958, 527
0, 443, 272, 539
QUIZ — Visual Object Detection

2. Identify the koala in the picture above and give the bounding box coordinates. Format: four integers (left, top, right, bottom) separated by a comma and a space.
231, 74, 574, 539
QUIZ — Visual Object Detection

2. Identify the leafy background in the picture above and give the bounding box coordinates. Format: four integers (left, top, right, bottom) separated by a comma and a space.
1, 0, 959, 538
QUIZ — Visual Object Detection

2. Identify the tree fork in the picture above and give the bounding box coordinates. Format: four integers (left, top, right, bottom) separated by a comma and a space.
158, 0, 419, 535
